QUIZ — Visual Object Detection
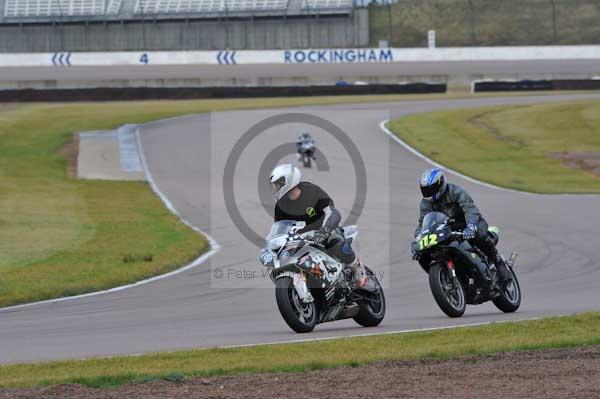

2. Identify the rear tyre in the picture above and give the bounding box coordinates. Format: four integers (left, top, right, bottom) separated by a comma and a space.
275, 277, 318, 333
353, 267, 386, 327
303, 155, 311, 168
429, 263, 466, 318
492, 267, 521, 313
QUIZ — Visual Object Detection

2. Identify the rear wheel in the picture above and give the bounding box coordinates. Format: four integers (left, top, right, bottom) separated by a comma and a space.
302, 155, 311, 168
353, 267, 386, 327
429, 263, 466, 318
492, 267, 521, 313
275, 277, 318, 333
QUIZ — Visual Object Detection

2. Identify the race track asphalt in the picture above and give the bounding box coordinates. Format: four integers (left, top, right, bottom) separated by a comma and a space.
1, 93, 599, 364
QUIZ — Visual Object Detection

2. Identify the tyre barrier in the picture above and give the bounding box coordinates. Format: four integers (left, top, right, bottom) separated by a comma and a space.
474, 79, 600, 92
0, 83, 446, 102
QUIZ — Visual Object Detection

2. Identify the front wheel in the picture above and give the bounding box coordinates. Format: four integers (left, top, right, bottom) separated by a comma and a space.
429, 263, 466, 318
275, 277, 318, 333
353, 267, 386, 327
492, 267, 521, 313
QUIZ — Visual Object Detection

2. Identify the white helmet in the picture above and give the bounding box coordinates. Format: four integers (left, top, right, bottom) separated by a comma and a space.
269, 164, 301, 201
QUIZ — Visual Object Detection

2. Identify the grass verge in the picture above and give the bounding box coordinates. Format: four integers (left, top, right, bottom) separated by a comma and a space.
388, 99, 600, 193
0, 312, 599, 388
2, 91, 586, 307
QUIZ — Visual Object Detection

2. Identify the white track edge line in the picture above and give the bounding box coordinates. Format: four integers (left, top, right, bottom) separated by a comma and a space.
379, 119, 533, 195
0, 127, 220, 313
216, 317, 543, 350
379, 119, 599, 198
88, 315, 551, 360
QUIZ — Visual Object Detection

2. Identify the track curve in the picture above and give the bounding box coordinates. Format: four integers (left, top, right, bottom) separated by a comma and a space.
1, 93, 599, 364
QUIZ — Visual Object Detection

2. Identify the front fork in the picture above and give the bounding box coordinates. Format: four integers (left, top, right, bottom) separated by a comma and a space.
445, 260, 460, 291
292, 272, 314, 304
446, 260, 457, 278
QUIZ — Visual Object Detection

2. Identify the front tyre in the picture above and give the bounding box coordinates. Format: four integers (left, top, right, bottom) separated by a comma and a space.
302, 155, 311, 168
353, 267, 386, 327
429, 263, 466, 318
492, 267, 521, 313
275, 277, 318, 333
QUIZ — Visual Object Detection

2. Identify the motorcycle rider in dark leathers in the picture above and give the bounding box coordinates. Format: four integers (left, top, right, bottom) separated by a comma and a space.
296, 132, 316, 160
269, 163, 367, 287
412, 168, 511, 285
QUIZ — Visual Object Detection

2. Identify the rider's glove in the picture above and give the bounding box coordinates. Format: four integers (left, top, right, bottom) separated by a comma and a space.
313, 228, 329, 246
463, 223, 477, 240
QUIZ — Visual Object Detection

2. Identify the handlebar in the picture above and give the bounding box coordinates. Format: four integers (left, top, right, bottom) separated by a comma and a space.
451, 231, 464, 241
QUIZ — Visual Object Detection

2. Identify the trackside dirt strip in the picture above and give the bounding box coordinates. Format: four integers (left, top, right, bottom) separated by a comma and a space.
1, 94, 600, 364
2, 346, 599, 398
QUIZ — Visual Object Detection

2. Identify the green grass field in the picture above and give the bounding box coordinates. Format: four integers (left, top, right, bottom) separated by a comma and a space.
1, 312, 599, 388
388, 100, 600, 193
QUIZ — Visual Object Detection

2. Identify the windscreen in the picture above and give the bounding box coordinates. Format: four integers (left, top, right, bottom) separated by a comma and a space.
266, 220, 296, 241
421, 212, 449, 232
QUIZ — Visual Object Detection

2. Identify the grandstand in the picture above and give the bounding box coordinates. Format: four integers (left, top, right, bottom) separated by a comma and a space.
3, 0, 122, 18
0, 0, 365, 52
0, 0, 354, 21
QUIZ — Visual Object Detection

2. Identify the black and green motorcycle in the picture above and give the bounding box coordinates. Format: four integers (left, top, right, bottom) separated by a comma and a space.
412, 211, 521, 318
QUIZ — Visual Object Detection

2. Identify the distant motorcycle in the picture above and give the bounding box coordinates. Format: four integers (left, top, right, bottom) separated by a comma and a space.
298, 142, 316, 168
412, 211, 521, 318
260, 220, 385, 333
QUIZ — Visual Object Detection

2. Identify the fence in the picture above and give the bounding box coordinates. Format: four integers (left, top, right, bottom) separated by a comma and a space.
367, 0, 600, 47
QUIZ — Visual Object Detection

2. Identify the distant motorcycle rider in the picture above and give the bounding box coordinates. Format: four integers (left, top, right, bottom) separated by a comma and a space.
296, 132, 316, 160
269, 163, 366, 287
412, 168, 511, 285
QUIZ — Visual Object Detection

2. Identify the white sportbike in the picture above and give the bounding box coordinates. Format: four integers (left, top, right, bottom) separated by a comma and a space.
260, 220, 385, 333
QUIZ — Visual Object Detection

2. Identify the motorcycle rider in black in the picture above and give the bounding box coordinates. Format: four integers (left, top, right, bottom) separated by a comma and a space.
296, 132, 316, 160
412, 168, 511, 285
269, 163, 367, 287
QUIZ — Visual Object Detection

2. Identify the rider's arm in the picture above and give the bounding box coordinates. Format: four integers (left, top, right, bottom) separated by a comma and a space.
322, 205, 341, 233
453, 186, 482, 226
314, 186, 339, 233
414, 200, 433, 237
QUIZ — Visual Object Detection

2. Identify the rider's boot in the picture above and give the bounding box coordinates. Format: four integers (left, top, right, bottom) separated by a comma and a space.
477, 234, 511, 285
476, 262, 494, 284
495, 254, 512, 285
346, 257, 367, 288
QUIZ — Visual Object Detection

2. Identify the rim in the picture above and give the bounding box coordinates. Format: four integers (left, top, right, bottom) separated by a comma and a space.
438, 267, 465, 311
501, 270, 520, 304
289, 286, 315, 324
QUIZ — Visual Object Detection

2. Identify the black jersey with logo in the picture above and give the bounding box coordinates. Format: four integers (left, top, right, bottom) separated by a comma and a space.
274, 182, 333, 232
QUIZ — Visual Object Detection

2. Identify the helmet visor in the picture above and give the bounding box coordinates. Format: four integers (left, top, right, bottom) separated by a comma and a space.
420, 180, 443, 199
270, 176, 286, 196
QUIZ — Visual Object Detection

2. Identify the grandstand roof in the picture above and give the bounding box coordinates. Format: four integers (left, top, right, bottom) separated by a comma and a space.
4, 0, 122, 17
0, 0, 353, 22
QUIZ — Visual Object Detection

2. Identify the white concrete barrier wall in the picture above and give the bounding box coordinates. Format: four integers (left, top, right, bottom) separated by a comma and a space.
2, 46, 600, 67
